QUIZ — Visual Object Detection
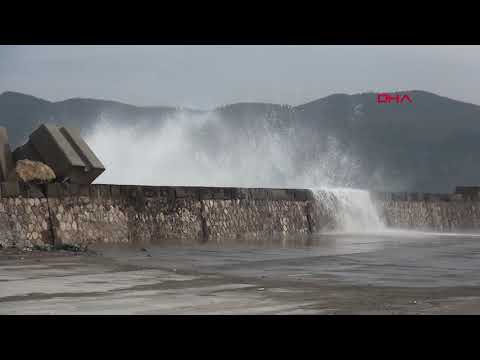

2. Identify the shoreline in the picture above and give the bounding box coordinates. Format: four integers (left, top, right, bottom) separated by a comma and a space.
0, 246, 97, 261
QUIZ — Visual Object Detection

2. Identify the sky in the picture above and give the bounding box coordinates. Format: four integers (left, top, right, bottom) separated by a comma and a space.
1, 45, 479, 109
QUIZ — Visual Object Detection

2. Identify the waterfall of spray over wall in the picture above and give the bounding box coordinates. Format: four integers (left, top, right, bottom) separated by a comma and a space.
84, 111, 389, 234
311, 188, 386, 233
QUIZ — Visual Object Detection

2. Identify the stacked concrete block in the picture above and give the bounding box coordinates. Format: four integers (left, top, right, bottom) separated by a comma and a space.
13, 124, 105, 184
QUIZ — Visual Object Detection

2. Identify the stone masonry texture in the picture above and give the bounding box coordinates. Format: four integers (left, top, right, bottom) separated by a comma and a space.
0, 184, 313, 249
1, 184, 480, 249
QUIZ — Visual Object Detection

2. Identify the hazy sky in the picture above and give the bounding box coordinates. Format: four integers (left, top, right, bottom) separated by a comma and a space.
1, 45, 479, 109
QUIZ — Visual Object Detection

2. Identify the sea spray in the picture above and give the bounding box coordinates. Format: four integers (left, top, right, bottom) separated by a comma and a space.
85, 111, 362, 188
311, 187, 385, 233
85, 112, 387, 234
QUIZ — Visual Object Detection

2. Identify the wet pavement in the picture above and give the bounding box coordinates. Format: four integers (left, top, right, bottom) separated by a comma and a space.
3, 231, 480, 314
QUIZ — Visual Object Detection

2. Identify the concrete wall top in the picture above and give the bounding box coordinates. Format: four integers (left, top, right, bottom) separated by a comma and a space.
370, 191, 467, 202
0, 182, 315, 201
1, 183, 478, 202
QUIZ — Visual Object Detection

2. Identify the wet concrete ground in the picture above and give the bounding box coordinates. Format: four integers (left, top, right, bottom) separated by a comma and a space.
3, 231, 480, 314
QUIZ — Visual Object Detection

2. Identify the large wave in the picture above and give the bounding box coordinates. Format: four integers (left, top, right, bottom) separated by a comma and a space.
86, 110, 362, 188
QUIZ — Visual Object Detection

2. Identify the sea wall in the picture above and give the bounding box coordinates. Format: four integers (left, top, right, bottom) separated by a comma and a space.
0, 183, 313, 249
372, 191, 480, 232
2, 183, 480, 249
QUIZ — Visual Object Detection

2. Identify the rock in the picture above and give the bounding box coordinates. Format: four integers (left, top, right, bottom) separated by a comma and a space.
11, 159, 56, 183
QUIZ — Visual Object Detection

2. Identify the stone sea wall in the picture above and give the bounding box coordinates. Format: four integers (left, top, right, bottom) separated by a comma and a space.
0, 183, 313, 249
372, 191, 480, 232
0, 196, 51, 249
2, 183, 480, 249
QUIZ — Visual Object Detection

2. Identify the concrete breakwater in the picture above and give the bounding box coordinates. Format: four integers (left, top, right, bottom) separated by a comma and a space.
373, 189, 480, 232
0, 183, 313, 249
1, 183, 480, 249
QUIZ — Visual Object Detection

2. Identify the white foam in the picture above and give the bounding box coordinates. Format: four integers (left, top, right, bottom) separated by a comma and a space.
85, 111, 361, 188
311, 187, 386, 233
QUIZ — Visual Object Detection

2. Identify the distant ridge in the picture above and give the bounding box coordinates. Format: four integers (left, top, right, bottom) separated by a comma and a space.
4, 89, 479, 111
2, 90, 480, 192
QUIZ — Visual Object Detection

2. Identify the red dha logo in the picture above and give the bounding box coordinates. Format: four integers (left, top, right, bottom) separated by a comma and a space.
376, 93, 413, 104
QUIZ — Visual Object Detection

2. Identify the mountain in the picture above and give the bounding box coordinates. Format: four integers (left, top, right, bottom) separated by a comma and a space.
0, 91, 180, 147
294, 91, 480, 192
1, 90, 480, 192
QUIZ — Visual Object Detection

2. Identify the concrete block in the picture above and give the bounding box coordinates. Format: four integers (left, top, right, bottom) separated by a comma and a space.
14, 124, 105, 184
1, 182, 20, 197
12, 141, 43, 162
58, 126, 105, 182
0, 127, 15, 182
30, 124, 83, 171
